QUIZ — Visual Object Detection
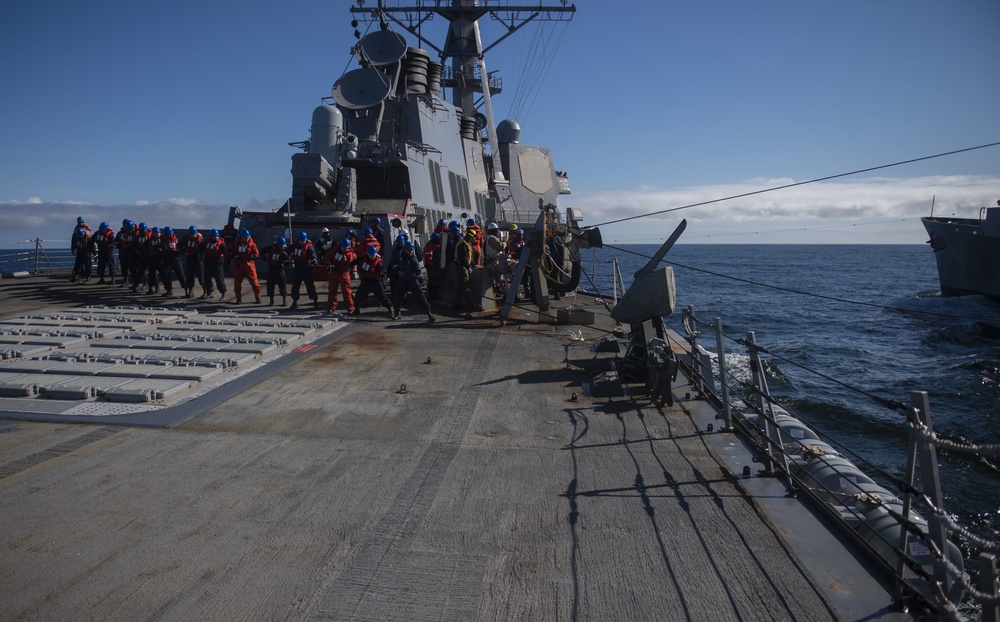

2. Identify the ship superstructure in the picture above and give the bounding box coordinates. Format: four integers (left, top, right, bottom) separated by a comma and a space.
236, 0, 596, 311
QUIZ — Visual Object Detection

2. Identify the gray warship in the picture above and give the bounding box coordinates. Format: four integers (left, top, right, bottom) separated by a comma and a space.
922, 200, 1000, 301
1, 2, 997, 621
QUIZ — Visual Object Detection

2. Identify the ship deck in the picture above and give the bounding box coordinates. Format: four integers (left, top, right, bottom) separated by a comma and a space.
0, 275, 905, 620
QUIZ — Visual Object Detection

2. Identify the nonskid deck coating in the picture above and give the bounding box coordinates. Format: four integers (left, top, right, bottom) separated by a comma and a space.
0, 277, 903, 620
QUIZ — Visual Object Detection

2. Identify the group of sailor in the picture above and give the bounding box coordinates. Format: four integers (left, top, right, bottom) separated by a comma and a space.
69, 215, 528, 322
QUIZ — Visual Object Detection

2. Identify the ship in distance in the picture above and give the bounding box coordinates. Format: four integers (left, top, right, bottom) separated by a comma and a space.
922, 198, 1000, 302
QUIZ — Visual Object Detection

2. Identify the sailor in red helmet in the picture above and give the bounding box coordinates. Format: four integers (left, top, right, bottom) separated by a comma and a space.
231, 228, 261, 304
324, 236, 356, 313
289, 231, 319, 310
352, 245, 393, 318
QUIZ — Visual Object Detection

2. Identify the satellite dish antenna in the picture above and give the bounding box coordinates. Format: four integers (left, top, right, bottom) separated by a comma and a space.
332, 68, 392, 110
358, 31, 407, 67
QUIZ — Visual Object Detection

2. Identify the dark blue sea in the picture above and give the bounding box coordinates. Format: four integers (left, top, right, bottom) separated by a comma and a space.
580, 244, 1000, 551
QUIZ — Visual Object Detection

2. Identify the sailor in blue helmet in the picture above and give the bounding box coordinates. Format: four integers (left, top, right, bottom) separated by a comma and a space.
143, 226, 163, 295
158, 226, 186, 297
391, 241, 436, 322
71, 216, 91, 247
262, 235, 290, 306
180, 225, 204, 298
70, 226, 92, 283
200, 228, 228, 299
94, 221, 117, 284
352, 245, 393, 318
386, 233, 407, 293
289, 231, 319, 310
369, 216, 385, 251
128, 222, 151, 293
115, 219, 133, 285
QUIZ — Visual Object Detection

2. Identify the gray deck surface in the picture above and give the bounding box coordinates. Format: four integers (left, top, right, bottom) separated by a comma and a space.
0, 275, 847, 620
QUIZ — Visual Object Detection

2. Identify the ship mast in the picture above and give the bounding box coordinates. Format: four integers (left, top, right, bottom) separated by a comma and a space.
350, 1, 576, 141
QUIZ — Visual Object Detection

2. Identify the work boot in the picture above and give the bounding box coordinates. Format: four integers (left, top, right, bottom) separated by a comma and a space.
145, 288, 154, 295
282, 295, 287, 306
313, 299, 320, 310
427, 313, 437, 323
219, 292, 226, 300
161, 290, 170, 297
200, 292, 210, 299
289, 301, 298, 310
98, 278, 106, 284
349, 309, 360, 316
255, 295, 261, 304
268, 297, 274, 306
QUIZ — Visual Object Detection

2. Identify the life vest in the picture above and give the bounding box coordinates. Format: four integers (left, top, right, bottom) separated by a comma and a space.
115, 229, 130, 251
455, 238, 473, 268
202, 238, 227, 259
291, 240, 316, 265
509, 238, 525, 259
132, 231, 151, 255
161, 233, 180, 256
324, 246, 355, 273
484, 234, 503, 263
148, 235, 163, 256
233, 238, 259, 262
182, 233, 203, 256
71, 232, 90, 254
97, 229, 115, 249
357, 254, 383, 280
265, 244, 288, 268
423, 240, 440, 265
362, 233, 380, 256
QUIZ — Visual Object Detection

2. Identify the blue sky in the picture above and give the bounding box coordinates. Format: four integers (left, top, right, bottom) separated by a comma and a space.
1, 0, 998, 245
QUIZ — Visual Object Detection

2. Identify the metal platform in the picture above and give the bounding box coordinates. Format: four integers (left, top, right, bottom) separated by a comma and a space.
0, 306, 348, 425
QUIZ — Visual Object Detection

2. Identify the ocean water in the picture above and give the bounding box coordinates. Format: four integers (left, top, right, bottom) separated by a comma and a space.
580, 243, 1000, 554
0, 245, 75, 274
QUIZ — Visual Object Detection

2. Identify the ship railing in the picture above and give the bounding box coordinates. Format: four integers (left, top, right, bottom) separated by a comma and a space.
2, 239, 75, 275
674, 307, 1000, 622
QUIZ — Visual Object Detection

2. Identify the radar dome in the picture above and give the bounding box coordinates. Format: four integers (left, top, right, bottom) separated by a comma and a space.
497, 119, 521, 144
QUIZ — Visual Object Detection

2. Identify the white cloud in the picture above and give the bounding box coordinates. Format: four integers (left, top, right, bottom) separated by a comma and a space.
571, 174, 1000, 243
0, 200, 236, 245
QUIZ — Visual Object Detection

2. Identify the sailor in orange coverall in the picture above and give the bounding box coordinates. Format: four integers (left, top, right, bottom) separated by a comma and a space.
231, 228, 261, 303
324, 237, 356, 312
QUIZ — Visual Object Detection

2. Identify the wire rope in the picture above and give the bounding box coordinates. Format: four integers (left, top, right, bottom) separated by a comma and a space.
590, 141, 1000, 228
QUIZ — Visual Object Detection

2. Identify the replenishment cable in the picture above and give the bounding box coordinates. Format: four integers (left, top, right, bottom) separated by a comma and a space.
607, 243, 1000, 324
590, 141, 1000, 228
